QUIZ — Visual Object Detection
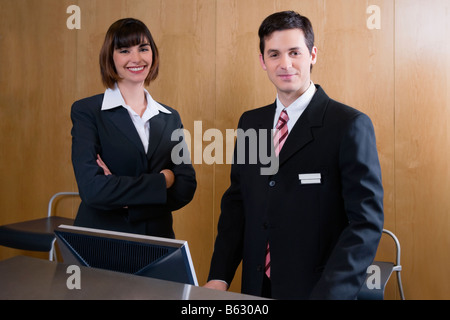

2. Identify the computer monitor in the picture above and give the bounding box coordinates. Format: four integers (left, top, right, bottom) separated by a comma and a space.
54, 225, 198, 286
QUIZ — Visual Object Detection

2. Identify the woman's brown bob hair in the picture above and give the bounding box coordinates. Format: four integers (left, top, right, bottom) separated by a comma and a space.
99, 18, 159, 88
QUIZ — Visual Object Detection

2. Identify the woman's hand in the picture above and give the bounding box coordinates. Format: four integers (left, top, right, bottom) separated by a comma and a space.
160, 169, 175, 188
97, 154, 112, 175
97, 154, 174, 189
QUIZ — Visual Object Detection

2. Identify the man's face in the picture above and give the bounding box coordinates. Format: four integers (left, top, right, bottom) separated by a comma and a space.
260, 28, 317, 104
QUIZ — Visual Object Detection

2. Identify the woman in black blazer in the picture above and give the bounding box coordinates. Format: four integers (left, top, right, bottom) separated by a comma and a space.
70, 18, 196, 238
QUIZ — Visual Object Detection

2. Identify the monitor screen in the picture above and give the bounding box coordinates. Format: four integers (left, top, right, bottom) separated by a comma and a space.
54, 225, 198, 286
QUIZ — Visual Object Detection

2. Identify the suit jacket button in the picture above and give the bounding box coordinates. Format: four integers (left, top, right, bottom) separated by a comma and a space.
257, 265, 263, 272
269, 180, 276, 187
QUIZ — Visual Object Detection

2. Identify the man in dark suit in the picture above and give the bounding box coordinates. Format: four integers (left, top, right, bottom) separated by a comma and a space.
204, 11, 384, 299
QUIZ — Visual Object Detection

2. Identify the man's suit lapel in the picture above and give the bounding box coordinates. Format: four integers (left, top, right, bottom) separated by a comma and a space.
278, 85, 329, 166
106, 107, 146, 155
256, 104, 276, 170
257, 103, 277, 131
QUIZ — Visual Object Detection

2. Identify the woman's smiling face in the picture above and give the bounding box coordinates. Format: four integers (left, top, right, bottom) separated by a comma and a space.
113, 41, 152, 85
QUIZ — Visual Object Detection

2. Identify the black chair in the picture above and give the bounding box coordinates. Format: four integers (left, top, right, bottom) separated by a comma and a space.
0, 192, 78, 261
358, 229, 405, 300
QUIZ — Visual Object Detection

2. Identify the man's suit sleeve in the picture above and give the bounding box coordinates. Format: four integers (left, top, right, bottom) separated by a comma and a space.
309, 113, 384, 300
207, 116, 246, 284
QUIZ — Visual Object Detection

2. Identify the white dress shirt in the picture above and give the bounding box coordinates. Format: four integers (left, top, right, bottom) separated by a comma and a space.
273, 81, 317, 131
101, 83, 171, 153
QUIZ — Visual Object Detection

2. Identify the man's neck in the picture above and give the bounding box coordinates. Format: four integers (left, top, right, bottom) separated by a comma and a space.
277, 81, 312, 108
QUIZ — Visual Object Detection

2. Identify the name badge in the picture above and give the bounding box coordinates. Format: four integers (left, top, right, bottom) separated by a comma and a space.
299, 173, 321, 185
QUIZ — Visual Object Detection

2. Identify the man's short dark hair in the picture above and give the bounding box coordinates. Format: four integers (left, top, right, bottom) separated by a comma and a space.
258, 11, 315, 56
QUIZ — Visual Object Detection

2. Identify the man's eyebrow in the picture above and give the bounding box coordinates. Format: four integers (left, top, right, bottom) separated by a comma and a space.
266, 47, 302, 53
266, 49, 280, 54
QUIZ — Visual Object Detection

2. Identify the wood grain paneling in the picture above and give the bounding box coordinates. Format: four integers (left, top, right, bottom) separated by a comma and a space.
151, 0, 217, 284
0, 0, 78, 260
395, 0, 450, 299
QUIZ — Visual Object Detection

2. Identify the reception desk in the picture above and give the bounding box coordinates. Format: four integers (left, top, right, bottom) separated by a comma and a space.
0, 255, 264, 300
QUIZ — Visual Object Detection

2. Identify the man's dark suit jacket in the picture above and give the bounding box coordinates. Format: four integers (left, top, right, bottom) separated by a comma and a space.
70, 93, 196, 238
208, 85, 384, 299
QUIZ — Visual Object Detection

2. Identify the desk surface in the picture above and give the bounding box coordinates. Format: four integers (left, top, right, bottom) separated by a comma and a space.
0, 256, 264, 300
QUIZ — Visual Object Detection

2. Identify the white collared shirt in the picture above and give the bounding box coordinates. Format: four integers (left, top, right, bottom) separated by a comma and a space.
101, 84, 171, 153
273, 81, 317, 132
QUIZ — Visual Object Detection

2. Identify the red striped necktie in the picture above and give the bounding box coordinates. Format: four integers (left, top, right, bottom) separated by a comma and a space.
274, 109, 289, 156
265, 109, 289, 279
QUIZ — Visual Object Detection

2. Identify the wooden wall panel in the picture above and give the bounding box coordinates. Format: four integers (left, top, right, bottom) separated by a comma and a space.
0, 0, 78, 260
151, 0, 217, 284
395, 0, 450, 299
